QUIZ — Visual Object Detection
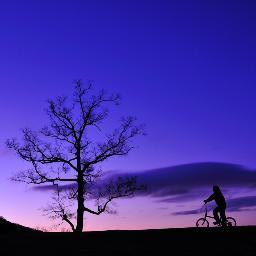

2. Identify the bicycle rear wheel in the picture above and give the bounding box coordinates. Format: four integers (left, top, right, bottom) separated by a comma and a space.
226, 217, 236, 227
196, 218, 209, 227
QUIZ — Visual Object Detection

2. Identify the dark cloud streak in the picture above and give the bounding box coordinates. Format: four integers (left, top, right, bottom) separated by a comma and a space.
110, 162, 256, 198
34, 162, 256, 213
34, 163, 256, 196
172, 196, 256, 215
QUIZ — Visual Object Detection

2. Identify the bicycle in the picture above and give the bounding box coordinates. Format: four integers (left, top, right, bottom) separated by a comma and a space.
196, 204, 237, 227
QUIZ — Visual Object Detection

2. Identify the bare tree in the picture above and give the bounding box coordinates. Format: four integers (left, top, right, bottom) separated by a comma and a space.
7, 81, 144, 232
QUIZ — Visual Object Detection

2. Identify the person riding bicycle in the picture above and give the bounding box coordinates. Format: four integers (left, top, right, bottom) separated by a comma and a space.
204, 185, 227, 227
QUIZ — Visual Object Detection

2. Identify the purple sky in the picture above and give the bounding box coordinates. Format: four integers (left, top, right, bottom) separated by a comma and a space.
0, 0, 256, 231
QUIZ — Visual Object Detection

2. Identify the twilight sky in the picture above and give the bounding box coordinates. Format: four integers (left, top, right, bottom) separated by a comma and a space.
0, 0, 256, 231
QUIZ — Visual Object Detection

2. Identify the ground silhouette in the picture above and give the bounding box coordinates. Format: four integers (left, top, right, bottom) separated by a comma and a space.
0, 216, 38, 233
0, 217, 255, 256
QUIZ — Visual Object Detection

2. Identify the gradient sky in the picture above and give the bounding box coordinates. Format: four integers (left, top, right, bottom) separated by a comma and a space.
0, 0, 256, 231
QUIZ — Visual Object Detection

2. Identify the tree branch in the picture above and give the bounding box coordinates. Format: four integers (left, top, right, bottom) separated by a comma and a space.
11, 161, 77, 185
74, 80, 120, 142
83, 176, 142, 215
86, 116, 143, 169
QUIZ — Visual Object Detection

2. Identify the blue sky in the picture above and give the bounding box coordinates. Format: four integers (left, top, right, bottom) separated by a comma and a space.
0, 0, 256, 230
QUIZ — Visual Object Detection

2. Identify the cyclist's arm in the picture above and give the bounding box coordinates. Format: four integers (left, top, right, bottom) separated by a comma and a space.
204, 193, 215, 203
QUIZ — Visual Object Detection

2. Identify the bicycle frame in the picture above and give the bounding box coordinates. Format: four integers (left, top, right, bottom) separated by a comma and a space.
204, 204, 230, 226
203, 204, 220, 223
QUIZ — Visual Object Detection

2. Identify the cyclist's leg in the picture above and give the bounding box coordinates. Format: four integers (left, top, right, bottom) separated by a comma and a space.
219, 207, 227, 227
213, 207, 220, 224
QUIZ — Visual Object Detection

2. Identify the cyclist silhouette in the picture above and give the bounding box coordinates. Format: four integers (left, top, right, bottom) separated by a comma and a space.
204, 185, 227, 226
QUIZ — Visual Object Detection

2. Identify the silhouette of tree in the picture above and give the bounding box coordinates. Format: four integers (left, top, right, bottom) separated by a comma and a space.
7, 81, 144, 232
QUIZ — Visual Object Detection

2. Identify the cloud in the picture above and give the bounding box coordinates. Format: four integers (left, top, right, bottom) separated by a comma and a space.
108, 162, 256, 214
110, 162, 256, 197
228, 196, 256, 212
34, 183, 76, 191
156, 192, 203, 203
172, 209, 201, 216
34, 162, 256, 200
172, 196, 256, 215
35, 162, 256, 192
33, 162, 256, 215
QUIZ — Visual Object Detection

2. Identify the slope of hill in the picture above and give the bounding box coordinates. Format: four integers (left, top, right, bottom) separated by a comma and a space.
0, 219, 255, 256
0, 216, 38, 233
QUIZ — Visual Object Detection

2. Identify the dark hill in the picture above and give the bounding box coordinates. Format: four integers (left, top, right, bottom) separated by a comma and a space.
0, 216, 38, 233
0, 221, 255, 256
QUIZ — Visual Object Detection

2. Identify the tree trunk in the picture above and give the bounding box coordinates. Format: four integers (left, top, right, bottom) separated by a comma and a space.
76, 172, 84, 232
75, 145, 84, 233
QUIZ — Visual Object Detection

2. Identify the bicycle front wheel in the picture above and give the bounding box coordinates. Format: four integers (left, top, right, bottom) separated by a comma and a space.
196, 218, 209, 227
226, 217, 236, 227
